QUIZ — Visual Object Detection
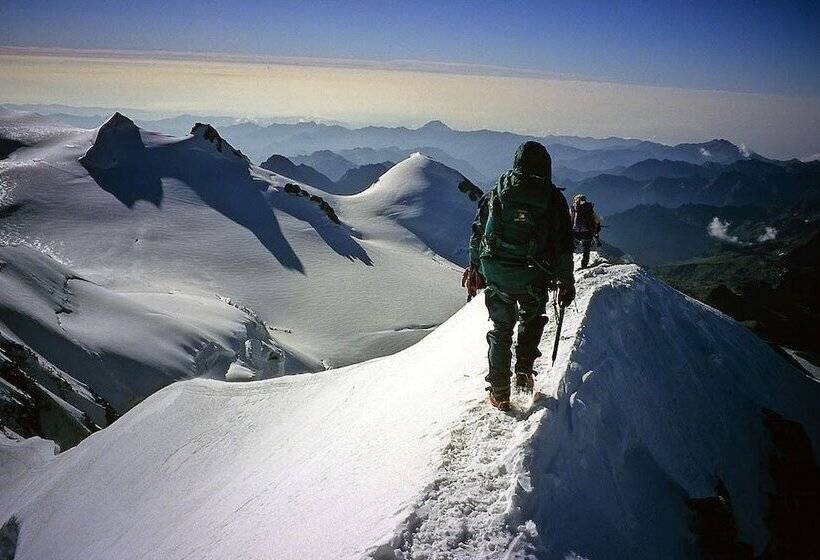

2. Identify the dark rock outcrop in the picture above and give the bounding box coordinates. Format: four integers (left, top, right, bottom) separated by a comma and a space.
281, 183, 340, 224
190, 122, 249, 162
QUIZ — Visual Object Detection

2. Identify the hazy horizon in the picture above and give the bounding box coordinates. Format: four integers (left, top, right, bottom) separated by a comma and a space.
1, 1, 818, 159
3, 47, 819, 160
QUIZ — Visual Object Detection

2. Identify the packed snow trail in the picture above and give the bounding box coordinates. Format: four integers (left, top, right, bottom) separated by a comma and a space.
370, 259, 608, 560
1, 256, 818, 560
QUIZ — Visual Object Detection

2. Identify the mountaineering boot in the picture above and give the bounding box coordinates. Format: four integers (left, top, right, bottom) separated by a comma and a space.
488, 392, 511, 412
487, 384, 511, 411
515, 372, 534, 392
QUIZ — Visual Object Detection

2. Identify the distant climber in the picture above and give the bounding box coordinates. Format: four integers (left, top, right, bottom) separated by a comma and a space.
462, 141, 575, 411
570, 193, 601, 269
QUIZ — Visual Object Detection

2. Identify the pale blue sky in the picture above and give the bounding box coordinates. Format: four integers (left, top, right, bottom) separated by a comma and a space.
2, 0, 818, 96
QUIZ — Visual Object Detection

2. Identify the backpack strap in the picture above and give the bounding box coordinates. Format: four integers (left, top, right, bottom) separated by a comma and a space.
482, 183, 503, 255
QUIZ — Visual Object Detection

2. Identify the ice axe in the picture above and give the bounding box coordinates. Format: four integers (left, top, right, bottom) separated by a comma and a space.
551, 303, 566, 365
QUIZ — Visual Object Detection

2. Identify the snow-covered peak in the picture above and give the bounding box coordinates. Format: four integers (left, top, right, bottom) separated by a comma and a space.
78, 112, 142, 169
350, 153, 480, 265
357, 152, 464, 201
2, 114, 470, 372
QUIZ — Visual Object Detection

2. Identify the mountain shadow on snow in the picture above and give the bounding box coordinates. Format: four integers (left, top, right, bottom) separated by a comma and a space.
0, 516, 19, 560
80, 115, 372, 271
0, 138, 26, 161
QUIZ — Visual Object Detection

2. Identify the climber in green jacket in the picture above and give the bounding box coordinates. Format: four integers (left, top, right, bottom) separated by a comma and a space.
462, 141, 576, 411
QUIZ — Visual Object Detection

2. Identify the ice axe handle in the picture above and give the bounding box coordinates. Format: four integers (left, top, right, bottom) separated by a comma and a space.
551, 305, 566, 364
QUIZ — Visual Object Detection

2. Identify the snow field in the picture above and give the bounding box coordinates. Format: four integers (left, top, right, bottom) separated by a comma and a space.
0, 111, 474, 371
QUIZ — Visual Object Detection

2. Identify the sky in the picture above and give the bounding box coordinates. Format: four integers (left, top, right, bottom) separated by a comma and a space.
1, 0, 819, 157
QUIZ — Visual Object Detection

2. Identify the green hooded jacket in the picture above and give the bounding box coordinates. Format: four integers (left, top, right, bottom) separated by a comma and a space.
469, 142, 574, 294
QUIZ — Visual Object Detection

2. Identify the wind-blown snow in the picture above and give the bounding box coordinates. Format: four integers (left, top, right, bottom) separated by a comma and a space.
2, 255, 816, 559
0, 280, 491, 560
0, 436, 57, 488
517, 264, 819, 557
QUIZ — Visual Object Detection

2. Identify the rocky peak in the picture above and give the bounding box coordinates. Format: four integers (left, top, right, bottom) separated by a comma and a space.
190, 122, 248, 162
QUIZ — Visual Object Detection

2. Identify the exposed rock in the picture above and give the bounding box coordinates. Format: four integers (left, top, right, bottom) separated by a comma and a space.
0, 138, 25, 161
0, 336, 98, 451
78, 112, 142, 170
281, 183, 340, 224
190, 122, 249, 162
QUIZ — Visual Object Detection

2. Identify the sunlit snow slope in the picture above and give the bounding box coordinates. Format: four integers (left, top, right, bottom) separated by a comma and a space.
2, 257, 816, 560
0, 109, 477, 372
0, 244, 296, 418
344, 153, 479, 266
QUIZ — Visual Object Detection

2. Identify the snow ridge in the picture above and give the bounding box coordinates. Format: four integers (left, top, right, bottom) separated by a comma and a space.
369, 258, 606, 560
369, 258, 820, 560
1, 110, 471, 370
190, 122, 250, 163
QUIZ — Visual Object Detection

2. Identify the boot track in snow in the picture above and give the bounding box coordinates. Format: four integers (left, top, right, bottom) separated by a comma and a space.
369, 266, 601, 560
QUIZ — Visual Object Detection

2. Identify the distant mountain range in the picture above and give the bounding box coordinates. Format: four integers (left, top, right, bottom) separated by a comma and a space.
290, 150, 355, 181
5, 105, 817, 369
261, 154, 393, 195
606, 203, 781, 266
260, 154, 338, 191
566, 157, 820, 216
212, 121, 754, 186
2, 104, 762, 187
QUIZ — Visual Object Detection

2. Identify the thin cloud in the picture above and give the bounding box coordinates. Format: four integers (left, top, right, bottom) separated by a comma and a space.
758, 226, 778, 242
0, 45, 593, 82
2, 46, 818, 158
707, 217, 745, 244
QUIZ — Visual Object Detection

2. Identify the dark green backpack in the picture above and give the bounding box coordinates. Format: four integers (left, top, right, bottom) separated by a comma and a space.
480, 171, 557, 263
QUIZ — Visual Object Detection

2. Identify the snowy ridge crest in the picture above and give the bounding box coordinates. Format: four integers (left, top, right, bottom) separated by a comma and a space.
372, 261, 820, 560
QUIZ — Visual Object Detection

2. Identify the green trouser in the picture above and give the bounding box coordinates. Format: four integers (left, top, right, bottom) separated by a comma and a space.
484, 286, 548, 398
575, 231, 594, 268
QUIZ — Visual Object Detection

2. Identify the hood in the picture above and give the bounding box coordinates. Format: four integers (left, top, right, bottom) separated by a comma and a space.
513, 141, 552, 181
